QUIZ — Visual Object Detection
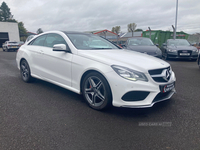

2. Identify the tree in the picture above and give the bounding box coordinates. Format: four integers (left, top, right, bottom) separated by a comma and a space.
127, 23, 137, 37
18, 22, 27, 36
135, 29, 143, 32
37, 28, 43, 34
111, 26, 121, 35
0, 2, 13, 21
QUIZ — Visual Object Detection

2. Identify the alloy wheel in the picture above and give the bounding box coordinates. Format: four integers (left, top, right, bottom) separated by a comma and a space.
84, 76, 106, 107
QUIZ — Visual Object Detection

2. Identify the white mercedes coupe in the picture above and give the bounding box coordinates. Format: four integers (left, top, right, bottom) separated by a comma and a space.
16, 31, 176, 110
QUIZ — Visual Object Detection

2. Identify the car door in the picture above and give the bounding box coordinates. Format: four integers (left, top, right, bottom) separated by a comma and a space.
26, 34, 47, 76
38, 33, 73, 87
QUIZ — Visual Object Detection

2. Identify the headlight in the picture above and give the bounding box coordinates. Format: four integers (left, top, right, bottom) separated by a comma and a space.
168, 49, 177, 52
111, 65, 148, 82
192, 49, 198, 52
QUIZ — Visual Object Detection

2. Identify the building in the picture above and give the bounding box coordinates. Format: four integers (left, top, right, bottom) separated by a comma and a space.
0, 22, 20, 47
85, 29, 118, 41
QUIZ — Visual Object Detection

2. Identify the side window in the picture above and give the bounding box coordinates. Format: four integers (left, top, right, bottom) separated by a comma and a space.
44, 33, 68, 48
31, 35, 47, 46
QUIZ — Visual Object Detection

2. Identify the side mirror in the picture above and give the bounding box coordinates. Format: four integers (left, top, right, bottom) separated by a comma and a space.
162, 43, 167, 46
53, 44, 70, 52
155, 43, 159, 47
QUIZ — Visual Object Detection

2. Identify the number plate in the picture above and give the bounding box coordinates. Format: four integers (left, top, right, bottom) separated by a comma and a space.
180, 53, 190, 56
12, 46, 17, 48
160, 82, 175, 93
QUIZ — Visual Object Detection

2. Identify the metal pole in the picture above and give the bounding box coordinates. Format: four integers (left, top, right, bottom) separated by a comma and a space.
172, 25, 175, 39
148, 27, 151, 39
174, 0, 178, 39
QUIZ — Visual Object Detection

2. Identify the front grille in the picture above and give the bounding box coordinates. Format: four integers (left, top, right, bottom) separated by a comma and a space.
149, 66, 171, 83
178, 50, 192, 57
152, 77, 168, 82
153, 91, 173, 103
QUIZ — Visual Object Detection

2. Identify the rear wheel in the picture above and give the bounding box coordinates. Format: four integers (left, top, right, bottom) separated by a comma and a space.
198, 58, 200, 69
20, 60, 33, 82
82, 72, 112, 110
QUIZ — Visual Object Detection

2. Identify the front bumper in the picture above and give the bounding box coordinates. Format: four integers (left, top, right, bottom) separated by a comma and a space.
106, 71, 176, 108
167, 51, 198, 59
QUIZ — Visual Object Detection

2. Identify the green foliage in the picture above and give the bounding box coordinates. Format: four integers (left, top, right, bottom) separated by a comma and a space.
127, 23, 137, 36
37, 28, 43, 34
111, 26, 121, 34
0, 2, 13, 21
135, 29, 143, 32
18, 22, 27, 36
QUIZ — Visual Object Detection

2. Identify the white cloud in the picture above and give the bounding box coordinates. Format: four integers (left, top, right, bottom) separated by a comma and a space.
4, 0, 200, 34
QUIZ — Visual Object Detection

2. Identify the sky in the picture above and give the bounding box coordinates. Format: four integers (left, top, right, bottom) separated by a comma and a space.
3, 0, 200, 34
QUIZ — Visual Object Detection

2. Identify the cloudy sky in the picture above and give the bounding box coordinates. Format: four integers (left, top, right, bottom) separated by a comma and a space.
4, 0, 200, 34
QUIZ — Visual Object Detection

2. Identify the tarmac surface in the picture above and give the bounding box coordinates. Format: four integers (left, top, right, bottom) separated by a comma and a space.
0, 50, 200, 150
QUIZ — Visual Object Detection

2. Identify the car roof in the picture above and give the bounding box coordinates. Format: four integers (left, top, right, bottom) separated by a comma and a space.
62, 31, 92, 35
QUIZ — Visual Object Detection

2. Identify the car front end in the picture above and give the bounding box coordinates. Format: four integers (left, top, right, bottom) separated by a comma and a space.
166, 48, 198, 60
107, 65, 175, 108
78, 49, 176, 108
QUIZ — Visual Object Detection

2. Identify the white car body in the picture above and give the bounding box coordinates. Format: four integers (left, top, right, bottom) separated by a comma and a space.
16, 31, 176, 109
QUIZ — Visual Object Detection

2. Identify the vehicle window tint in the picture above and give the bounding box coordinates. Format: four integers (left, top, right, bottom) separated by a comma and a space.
31, 35, 47, 46
44, 33, 67, 48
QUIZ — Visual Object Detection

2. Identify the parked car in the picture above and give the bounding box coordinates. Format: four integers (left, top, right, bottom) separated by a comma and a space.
122, 37, 162, 59
16, 31, 176, 110
2, 41, 20, 52
198, 52, 200, 69
161, 39, 198, 60
18, 41, 24, 47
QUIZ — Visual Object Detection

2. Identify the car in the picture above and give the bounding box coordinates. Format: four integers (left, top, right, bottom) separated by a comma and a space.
198, 52, 200, 69
122, 37, 162, 59
16, 31, 176, 110
18, 41, 24, 47
2, 41, 20, 52
161, 39, 198, 60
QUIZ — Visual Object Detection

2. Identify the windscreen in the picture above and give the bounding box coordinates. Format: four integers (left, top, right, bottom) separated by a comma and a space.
66, 33, 119, 50
128, 38, 154, 46
167, 40, 190, 46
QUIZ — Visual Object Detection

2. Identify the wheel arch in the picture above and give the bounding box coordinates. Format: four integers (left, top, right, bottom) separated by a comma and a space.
80, 70, 113, 99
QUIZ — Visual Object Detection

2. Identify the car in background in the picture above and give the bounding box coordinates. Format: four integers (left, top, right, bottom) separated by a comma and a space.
161, 39, 198, 60
198, 52, 200, 69
2, 41, 20, 52
16, 31, 176, 110
122, 37, 162, 59
18, 41, 24, 47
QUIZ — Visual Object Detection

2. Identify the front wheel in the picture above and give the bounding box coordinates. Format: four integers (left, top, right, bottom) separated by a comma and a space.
198, 58, 200, 69
20, 60, 33, 82
82, 72, 112, 110
164, 51, 168, 60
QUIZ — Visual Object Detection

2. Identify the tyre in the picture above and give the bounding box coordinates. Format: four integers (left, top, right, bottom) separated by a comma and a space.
82, 72, 112, 110
164, 51, 168, 60
198, 58, 200, 69
20, 60, 33, 83
3, 47, 5, 51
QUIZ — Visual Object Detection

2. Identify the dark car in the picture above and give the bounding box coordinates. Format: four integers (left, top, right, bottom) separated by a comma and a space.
122, 37, 162, 59
161, 39, 198, 60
